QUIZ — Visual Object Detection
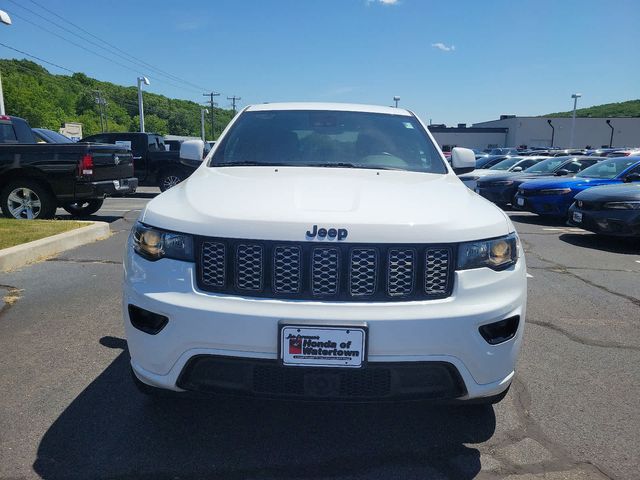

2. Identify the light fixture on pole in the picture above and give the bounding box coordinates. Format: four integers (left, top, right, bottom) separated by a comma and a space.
201, 108, 209, 141
137, 76, 150, 132
547, 119, 555, 147
569, 93, 582, 148
606, 119, 614, 148
0, 9, 12, 116
393, 96, 400, 108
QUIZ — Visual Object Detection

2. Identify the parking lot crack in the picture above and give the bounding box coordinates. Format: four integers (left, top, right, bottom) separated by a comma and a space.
45, 258, 121, 265
527, 319, 640, 351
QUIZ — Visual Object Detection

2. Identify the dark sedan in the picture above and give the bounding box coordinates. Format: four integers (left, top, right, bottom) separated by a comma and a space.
568, 184, 640, 237
475, 156, 601, 207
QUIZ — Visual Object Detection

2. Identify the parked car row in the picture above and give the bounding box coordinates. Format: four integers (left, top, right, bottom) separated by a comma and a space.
465, 150, 640, 238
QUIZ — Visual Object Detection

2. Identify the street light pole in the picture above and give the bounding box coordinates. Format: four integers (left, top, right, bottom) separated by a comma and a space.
0, 10, 13, 116
201, 108, 208, 141
393, 96, 400, 108
569, 93, 582, 148
137, 76, 150, 133
547, 119, 555, 147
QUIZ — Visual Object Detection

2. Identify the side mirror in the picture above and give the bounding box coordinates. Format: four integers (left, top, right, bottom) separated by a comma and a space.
511, 166, 523, 172
180, 139, 205, 161
555, 169, 570, 176
623, 173, 640, 183
451, 147, 476, 175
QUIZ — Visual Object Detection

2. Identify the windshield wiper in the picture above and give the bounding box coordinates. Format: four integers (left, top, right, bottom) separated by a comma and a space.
299, 163, 406, 171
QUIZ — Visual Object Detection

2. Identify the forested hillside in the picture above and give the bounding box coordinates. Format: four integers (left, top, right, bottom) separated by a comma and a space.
0, 58, 234, 138
544, 99, 640, 118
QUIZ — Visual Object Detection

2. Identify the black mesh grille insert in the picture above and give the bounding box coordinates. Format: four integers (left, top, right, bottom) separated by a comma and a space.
197, 237, 454, 301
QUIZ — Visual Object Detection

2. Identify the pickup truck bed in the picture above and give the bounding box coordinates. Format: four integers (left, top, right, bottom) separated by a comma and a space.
0, 115, 137, 219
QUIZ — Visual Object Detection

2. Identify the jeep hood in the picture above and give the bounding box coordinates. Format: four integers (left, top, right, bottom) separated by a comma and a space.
142, 167, 512, 243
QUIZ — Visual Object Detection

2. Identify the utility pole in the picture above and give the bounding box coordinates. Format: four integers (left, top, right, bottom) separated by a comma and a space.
94, 90, 107, 132
203, 92, 220, 138
0, 10, 13, 116
227, 95, 241, 114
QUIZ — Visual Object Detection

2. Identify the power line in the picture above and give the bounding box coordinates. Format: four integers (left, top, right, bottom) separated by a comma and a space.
22, 0, 210, 93
0, 42, 74, 74
4, 7, 204, 96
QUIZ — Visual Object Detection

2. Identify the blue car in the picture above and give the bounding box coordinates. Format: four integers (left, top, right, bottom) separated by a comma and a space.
513, 156, 640, 217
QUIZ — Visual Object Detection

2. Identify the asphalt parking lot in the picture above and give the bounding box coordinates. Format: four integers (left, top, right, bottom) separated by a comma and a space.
0, 189, 638, 480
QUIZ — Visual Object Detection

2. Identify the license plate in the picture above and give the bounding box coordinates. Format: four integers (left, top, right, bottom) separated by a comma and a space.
280, 325, 366, 368
516, 197, 525, 206
573, 211, 583, 223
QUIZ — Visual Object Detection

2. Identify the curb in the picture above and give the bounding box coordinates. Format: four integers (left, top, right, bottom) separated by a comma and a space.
0, 221, 111, 272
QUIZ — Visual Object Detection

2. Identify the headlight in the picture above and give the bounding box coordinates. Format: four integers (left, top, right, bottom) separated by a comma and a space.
538, 188, 572, 195
132, 222, 194, 261
488, 180, 514, 186
457, 233, 519, 271
602, 201, 640, 210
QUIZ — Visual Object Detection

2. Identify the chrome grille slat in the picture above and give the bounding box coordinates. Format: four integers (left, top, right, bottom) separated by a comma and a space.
425, 248, 450, 295
387, 248, 415, 297
273, 246, 301, 293
350, 248, 377, 296
201, 242, 226, 287
312, 247, 339, 296
198, 239, 453, 301
236, 244, 263, 291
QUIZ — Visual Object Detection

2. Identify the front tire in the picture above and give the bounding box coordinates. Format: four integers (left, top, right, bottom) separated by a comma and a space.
63, 199, 104, 216
0, 179, 56, 219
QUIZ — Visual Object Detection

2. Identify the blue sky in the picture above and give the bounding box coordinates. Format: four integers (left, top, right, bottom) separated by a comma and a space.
1, 0, 638, 125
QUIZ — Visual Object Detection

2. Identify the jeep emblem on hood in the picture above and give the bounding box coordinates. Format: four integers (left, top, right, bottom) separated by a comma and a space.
306, 225, 348, 241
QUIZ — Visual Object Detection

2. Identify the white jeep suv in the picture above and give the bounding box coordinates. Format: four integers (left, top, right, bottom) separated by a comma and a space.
123, 102, 526, 403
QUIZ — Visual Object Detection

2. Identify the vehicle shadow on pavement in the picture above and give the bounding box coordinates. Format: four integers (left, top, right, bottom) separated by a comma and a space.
559, 233, 640, 254
506, 213, 567, 227
33, 338, 496, 480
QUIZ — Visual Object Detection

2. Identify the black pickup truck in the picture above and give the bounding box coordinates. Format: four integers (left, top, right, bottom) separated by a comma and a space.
0, 115, 137, 219
81, 132, 201, 191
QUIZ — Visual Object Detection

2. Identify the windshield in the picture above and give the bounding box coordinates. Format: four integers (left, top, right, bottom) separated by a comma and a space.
524, 157, 566, 173
576, 158, 638, 179
489, 157, 523, 170
210, 110, 447, 173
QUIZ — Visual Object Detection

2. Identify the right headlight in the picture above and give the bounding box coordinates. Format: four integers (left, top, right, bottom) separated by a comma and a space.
457, 233, 519, 271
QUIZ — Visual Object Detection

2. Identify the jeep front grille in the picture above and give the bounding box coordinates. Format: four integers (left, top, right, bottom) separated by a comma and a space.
197, 237, 454, 302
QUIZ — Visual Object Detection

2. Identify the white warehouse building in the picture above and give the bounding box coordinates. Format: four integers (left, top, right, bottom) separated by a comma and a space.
429, 116, 640, 150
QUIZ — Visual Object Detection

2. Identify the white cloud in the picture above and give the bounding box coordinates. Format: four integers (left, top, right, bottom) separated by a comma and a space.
431, 42, 455, 52
366, 0, 399, 6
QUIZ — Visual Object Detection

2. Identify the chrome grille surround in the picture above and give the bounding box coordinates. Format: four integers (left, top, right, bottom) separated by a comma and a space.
273, 246, 301, 294
312, 247, 339, 296
349, 248, 377, 296
236, 244, 263, 291
201, 241, 226, 287
425, 248, 450, 295
197, 238, 454, 302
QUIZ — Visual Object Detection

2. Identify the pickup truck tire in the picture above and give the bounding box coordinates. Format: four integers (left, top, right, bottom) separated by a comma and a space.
158, 169, 186, 192
63, 199, 104, 216
1, 179, 56, 220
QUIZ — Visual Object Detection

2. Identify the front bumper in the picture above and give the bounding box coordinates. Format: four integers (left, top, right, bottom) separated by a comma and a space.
513, 193, 574, 217
75, 177, 138, 199
568, 204, 640, 237
123, 246, 527, 400
476, 185, 517, 205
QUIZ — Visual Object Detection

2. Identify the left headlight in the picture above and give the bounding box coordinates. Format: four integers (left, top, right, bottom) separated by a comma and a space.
538, 188, 572, 195
457, 233, 519, 271
132, 222, 194, 262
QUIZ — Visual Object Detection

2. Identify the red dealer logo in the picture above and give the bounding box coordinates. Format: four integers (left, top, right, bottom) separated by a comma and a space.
289, 337, 302, 355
